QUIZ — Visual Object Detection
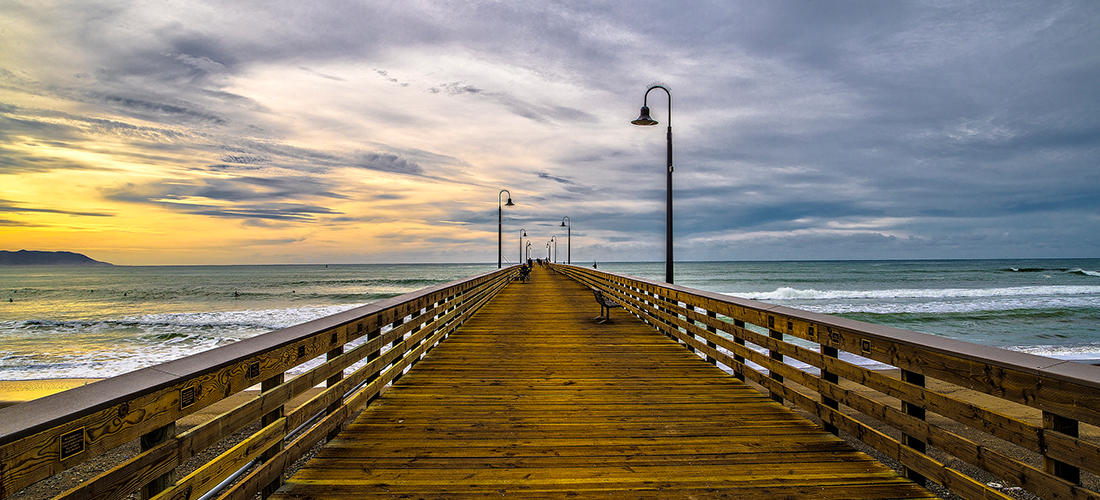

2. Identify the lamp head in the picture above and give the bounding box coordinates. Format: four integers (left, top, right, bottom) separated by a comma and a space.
560, 221, 566, 227
631, 105, 658, 126
505, 197, 514, 207
522, 230, 527, 237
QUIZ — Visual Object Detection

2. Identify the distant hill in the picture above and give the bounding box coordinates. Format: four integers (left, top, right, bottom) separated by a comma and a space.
0, 250, 113, 266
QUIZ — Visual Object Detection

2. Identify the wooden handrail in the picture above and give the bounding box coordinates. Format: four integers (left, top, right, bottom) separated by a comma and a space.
552, 263, 1100, 500
0, 266, 518, 500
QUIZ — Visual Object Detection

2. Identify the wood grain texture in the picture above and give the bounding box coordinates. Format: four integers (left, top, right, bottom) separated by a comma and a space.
270, 267, 935, 500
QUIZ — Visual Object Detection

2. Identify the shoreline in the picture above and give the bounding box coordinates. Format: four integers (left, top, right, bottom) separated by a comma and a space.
0, 379, 102, 409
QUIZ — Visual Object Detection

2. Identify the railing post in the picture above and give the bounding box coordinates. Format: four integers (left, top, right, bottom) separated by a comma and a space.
1044, 412, 1081, 485
705, 310, 717, 365
901, 369, 927, 487
821, 345, 840, 435
366, 326, 382, 405
732, 319, 746, 382
325, 339, 344, 442
767, 316, 784, 403
139, 422, 176, 500
260, 373, 284, 499
390, 316, 406, 383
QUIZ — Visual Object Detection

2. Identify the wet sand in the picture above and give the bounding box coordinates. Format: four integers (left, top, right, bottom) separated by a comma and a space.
0, 379, 102, 409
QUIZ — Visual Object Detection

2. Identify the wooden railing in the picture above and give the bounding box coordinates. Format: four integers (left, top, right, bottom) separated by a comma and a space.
554, 263, 1100, 500
0, 266, 517, 500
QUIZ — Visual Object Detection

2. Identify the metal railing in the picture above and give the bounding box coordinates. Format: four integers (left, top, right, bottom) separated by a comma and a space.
0, 266, 517, 500
554, 263, 1100, 500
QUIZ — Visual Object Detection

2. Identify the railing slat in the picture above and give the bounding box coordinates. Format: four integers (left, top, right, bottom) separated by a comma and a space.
553, 263, 1100, 500
0, 267, 516, 500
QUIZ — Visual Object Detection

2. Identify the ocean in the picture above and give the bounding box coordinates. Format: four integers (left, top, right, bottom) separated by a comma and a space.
2, 259, 1099, 380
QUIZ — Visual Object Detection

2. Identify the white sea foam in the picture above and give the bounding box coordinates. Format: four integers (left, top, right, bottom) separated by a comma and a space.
1007, 344, 1100, 363
736, 285, 1100, 302
800, 296, 1100, 315
0, 304, 368, 380
127, 304, 364, 330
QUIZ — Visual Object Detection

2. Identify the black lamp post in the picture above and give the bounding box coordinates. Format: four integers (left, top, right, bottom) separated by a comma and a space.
519, 229, 527, 264
632, 85, 674, 284
526, 241, 532, 262
546, 242, 550, 261
498, 189, 514, 268
560, 217, 570, 264
550, 236, 557, 263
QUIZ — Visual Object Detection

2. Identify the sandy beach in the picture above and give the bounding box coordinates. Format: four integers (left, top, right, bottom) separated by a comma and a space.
0, 379, 102, 409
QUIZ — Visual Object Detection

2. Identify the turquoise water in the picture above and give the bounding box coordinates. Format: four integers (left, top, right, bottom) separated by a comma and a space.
2, 260, 1099, 380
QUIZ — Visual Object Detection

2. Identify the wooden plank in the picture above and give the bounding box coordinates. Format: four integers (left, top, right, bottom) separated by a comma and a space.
151, 418, 286, 500
270, 266, 934, 500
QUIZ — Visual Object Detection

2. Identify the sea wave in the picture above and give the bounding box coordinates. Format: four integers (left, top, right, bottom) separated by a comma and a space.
13, 304, 365, 332
1007, 344, 1100, 363
800, 296, 1100, 315
735, 285, 1100, 302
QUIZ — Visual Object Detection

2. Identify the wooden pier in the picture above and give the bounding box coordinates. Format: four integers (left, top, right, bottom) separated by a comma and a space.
3, 264, 1098, 500
271, 266, 934, 498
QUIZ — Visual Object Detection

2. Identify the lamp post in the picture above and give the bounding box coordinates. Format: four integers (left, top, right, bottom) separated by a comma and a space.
550, 236, 557, 263
526, 241, 532, 262
519, 229, 527, 265
632, 84, 674, 284
546, 242, 550, 261
498, 189, 514, 269
560, 217, 570, 264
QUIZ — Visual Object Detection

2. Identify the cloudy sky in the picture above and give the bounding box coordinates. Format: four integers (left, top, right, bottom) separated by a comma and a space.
1, 1, 1098, 265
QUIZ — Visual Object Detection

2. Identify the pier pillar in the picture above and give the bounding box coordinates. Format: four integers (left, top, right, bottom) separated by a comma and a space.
390, 317, 406, 383
139, 422, 176, 500
365, 326, 382, 405
260, 373, 284, 498
705, 310, 717, 365
1044, 412, 1081, 484
821, 345, 840, 435
325, 343, 344, 443
767, 316, 784, 403
732, 319, 746, 382
901, 370, 927, 487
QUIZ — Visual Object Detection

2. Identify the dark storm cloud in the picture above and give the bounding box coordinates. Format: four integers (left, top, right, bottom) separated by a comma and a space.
356, 152, 424, 175
4, 0, 1099, 261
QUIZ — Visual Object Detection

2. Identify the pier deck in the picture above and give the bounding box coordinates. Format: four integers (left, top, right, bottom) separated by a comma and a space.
271, 266, 936, 499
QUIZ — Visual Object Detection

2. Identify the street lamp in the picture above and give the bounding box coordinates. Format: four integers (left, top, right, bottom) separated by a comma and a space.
550, 236, 557, 263
519, 228, 528, 265
632, 84, 674, 284
519, 229, 528, 265
498, 189, 514, 269
560, 217, 570, 264
546, 241, 551, 261
526, 241, 532, 262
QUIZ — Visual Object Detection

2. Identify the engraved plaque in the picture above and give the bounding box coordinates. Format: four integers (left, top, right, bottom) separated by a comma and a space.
298, 345, 306, 359
249, 362, 260, 379
860, 338, 872, 356
180, 386, 196, 410
59, 427, 85, 460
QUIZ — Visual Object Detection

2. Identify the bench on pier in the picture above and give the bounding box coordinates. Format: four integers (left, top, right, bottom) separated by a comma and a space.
591, 288, 621, 323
